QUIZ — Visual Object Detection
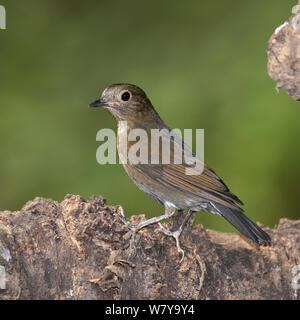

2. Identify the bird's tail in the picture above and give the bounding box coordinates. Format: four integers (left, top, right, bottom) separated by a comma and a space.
211, 202, 271, 247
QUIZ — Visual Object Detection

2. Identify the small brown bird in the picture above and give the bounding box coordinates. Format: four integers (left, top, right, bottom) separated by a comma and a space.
90, 83, 271, 258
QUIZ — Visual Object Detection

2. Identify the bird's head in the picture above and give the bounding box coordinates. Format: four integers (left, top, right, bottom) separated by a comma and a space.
89, 83, 156, 122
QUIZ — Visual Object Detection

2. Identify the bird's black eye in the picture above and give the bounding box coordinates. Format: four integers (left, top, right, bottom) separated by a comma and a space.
121, 91, 131, 102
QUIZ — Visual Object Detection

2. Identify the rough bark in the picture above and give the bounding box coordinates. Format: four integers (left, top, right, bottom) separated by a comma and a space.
0, 194, 299, 300
267, 0, 300, 101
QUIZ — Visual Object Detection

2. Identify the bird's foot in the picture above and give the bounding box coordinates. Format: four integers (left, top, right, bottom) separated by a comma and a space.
114, 206, 176, 259
114, 206, 138, 258
156, 209, 195, 263
157, 222, 185, 263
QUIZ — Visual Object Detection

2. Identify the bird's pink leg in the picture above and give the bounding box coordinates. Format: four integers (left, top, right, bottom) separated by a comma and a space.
114, 207, 176, 257
157, 209, 195, 262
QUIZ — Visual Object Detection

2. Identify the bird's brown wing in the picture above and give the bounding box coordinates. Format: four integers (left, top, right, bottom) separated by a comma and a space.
134, 127, 243, 209
135, 161, 243, 209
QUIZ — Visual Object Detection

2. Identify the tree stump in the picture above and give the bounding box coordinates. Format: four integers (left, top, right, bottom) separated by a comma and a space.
0, 194, 299, 300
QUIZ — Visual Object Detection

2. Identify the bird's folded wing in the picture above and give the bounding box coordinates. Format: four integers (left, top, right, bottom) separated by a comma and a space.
135, 161, 243, 208
134, 125, 243, 209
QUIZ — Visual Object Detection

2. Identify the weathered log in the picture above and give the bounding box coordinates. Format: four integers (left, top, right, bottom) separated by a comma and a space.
0, 194, 299, 300
267, 0, 300, 101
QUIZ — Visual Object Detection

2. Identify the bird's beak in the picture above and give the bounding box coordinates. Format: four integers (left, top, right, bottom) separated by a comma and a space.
89, 98, 108, 108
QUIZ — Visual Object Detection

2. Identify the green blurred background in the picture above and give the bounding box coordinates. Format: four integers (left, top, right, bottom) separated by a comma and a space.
0, 0, 299, 233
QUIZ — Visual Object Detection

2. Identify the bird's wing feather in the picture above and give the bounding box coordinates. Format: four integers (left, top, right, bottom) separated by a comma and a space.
135, 162, 243, 208
134, 126, 243, 208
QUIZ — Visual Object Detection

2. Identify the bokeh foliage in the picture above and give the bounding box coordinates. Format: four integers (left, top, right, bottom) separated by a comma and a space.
0, 0, 299, 233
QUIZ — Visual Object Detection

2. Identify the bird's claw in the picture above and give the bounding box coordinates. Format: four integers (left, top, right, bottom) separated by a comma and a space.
157, 223, 185, 263
114, 208, 138, 258
117, 205, 125, 217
